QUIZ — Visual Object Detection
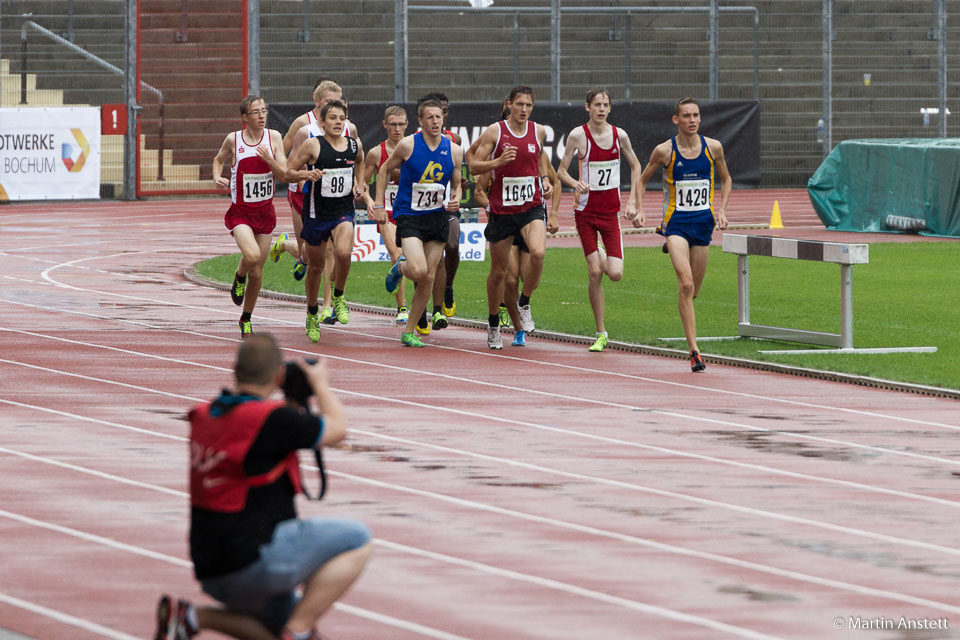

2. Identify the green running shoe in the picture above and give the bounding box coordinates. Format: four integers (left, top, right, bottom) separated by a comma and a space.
269, 232, 288, 263
332, 295, 350, 324
305, 312, 321, 343
498, 304, 510, 327
589, 334, 608, 352
401, 331, 424, 347
291, 259, 307, 281
432, 310, 448, 330
319, 307, 335, 325
238, 319, 253, 338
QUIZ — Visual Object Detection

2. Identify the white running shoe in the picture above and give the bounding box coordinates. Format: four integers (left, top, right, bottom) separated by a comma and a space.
487, 326, 503, 350
517, 303, 535, 333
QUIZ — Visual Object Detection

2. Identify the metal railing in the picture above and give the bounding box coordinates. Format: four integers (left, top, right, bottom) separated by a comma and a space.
19, 19, 165, 181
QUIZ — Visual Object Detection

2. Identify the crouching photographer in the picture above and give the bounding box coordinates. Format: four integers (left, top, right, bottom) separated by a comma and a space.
156, 334, 372, 640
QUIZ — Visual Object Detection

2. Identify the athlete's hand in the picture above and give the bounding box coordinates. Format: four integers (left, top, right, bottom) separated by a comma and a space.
630, 207, 646, 229
301, 358, 331, 396
304, 169, 323, 182
353, 183, 365, 200
446, 199, 460, 214
496, 145, 517, 166
213, 176, 229, 190
541, 179, 553, 198
370, 206, 387, 224
716, 211, 728, 230
573, 180, 589, 196
546, 213, 559, 235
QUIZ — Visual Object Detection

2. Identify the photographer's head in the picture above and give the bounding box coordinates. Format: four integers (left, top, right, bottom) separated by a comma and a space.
234, 333, 284, 394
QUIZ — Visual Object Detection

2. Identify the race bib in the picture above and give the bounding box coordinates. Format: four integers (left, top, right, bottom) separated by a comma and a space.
242, 172, 273, 203
501, 176, 536, 207
385, 184, 398, 213
588, 159, 619, 191
411, 182, 446, 211
321, 167, 353, 198
675, 178, 711, 212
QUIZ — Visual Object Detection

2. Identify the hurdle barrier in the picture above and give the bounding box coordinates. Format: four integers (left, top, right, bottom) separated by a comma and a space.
720, 234, 936, 354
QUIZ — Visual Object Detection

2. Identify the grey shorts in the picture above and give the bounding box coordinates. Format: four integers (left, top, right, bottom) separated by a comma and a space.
200, 517, 371, 634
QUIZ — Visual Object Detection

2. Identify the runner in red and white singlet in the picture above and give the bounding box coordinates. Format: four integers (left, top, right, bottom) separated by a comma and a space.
363, 105, 410, 324
212, 95, 304, 338
558, 88, 643, 353
469, 85, 559, 350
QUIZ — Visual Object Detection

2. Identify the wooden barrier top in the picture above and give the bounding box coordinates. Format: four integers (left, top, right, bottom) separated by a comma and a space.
722, 233, 869, 265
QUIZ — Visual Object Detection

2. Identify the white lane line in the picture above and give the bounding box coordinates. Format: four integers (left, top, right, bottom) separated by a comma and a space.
0, 508, 776, 639
18, 253, 960, 434
5, 416, 960, 616
5, 398, 958, 558
3, 344, 959, 511
0, 592, 140, 640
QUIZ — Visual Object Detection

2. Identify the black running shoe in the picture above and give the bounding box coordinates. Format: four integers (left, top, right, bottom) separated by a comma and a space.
230, 272, 246, 306
154, 594, 173, 640
690, 350, 706, 372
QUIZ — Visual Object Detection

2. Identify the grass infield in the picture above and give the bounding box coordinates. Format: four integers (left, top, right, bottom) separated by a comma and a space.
196, 242, 960, 392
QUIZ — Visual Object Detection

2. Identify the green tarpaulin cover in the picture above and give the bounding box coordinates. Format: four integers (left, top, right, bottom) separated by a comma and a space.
807, 138, 960, 237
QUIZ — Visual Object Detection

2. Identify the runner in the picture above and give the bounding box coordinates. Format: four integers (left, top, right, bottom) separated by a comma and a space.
212, 95, 300, 338
363, 105, 410, 325
373, 99, 463, 348
280, 80, 359, 325
469, 85, 559, 349
637, 97, 731, 371
262, 100, 371, 343
557, 87, 643, 352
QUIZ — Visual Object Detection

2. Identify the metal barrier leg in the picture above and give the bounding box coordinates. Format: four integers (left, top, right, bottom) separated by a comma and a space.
738, 254, 750, 328
840, 263, 853, 349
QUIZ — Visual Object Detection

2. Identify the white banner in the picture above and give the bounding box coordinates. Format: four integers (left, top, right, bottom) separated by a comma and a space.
0, 107, 101, 201
351, 222, 487, 262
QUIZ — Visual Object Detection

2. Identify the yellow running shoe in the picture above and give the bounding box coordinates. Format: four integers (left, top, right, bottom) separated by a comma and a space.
588, 334, 608, 352
269, 232, 288, 263
305, 312, 321, 343
332, 295, 350, 324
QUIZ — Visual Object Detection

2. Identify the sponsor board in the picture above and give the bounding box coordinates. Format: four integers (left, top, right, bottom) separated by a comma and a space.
0, 107, 101, 200
351, 222, 487, 262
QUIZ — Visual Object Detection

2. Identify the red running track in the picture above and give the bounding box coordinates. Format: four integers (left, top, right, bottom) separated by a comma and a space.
1, 193, 958, 640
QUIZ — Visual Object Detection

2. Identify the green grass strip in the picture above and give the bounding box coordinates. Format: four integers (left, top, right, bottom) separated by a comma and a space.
196, 242, 960, 391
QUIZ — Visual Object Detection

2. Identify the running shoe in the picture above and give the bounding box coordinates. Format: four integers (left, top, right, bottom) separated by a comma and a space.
173, 599, 199, 640
487, 326, 503, 350
230, 272, 245, 306
396, 306, 409, 324
291, 259, 307, 281
517, 303, 535, 333
269, 232, 288, 263
498, 304, 510, 328
443, 286, 456, 317
401, 331, 424, 347
432, 310, 448, 330
589, 334, 608, 352
512, 329, 526, 347
305, 312, 321, 343
153, 594, 173, 640
239, 319, 253, 338
690, 350, 706, 372
662, 242, 669, 254
416, 311, 430, 335
385, 255, 406, 293
332, 295, 350, 324
319, 307, 335, 325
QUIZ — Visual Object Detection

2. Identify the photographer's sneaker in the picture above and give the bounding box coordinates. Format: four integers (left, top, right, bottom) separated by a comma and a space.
511, 329, 526, 347
385, 256, 406, 293
401, 331, 424, 347
332, 295, 350, 324
517, 303, 535, 333
305, 313, 321, 343
230, 272, 246, 306
174, 599, 199, 640
270, 232, 288, 263
487, 326, 503, 350
589, 334, 608, 352
154, 594, 173, 640
690, 350, 706, 372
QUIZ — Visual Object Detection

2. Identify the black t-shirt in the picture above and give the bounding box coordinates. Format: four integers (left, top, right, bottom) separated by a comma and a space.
190, 401, 322, 580
304, 136, 359, 220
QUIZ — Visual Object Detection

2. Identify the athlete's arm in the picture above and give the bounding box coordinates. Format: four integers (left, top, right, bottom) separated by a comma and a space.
637, 142, 670, 227
362, 144, 382, 186
538, 150, 554, 199
353, 140, 372, 206
543, 156, 561, 234
468, 123, 515, 175
556, 127, 588, 195
709, 138, 732, 230
374, 135, 413, 223
447, 143, 464, 212
282, 114, 309, 155
211, 133, 235, 190
280, 137, 323, 184
618, 129, 644, 227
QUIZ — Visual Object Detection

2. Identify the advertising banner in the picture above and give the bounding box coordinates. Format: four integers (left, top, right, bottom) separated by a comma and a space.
270, 100, 760, 208
351, 222, 487, 262
0, 107, 101, 201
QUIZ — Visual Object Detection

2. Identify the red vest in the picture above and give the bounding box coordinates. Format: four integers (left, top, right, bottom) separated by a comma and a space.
188, 399, 303, 513
574, 124, 622, 215
489, 120, 544, 215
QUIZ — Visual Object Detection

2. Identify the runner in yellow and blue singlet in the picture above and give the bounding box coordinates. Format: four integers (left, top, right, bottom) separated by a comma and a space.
660, 133, 716, 247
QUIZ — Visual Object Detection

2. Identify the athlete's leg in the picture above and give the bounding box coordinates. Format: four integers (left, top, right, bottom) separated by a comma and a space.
666, 234, 699, 353
690, 244, 710, 299
330, 221, 354, 291
303, 242, 327, 308
486, 237, 514, 316
503, 245, 524, 330
443, 216, 461, 313
239, 234, 273, 315
517, 218, 547, 296
381, 222, 406, 308
321, 241, 335, 310
233, 225, 263, 278
400, 237, 428, 335
584, 250, 607, 335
